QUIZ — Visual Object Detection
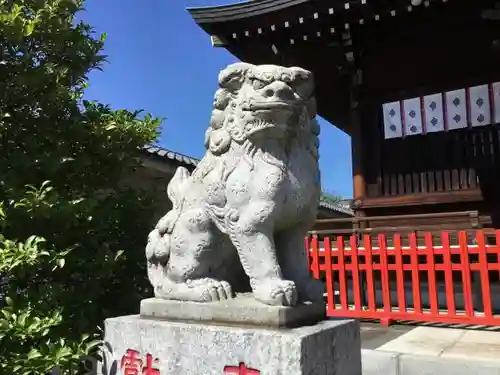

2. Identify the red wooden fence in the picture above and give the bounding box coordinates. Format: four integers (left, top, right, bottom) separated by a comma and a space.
306, 231, 500, 326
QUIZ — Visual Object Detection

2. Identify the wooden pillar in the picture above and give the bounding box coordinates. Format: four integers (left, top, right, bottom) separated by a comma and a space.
350, 69, 367, 204
345, 29, 367, 230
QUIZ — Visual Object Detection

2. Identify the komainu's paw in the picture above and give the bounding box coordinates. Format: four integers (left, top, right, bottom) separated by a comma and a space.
254, 279, 298, 307
155, 278, 233, 302
145, 229, 169, 261
187, 278, 234, 302
156, 211, 177, 235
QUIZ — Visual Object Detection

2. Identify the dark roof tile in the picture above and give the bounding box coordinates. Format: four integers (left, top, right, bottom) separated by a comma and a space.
319, 198, 353, 216
141, 145, 200, 168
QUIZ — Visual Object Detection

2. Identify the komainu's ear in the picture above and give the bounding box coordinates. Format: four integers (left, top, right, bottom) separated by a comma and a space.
218, 63, 253, 93
289, 67, 314, 100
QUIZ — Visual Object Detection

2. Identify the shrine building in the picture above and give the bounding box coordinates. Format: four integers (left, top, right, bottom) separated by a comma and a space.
187, 0, 500, 232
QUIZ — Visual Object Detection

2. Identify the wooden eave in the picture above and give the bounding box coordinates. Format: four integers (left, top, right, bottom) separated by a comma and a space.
188, 0, 360, 132
187, 0, 314, 24
188, 0, 495, 134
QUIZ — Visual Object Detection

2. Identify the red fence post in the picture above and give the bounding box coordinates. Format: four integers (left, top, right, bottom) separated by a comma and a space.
350, 236, 362, 312
442, 232, 456, 317
378, 234, 392, 326
425, 232, 439, 317
476, 231, 493, 319
459, 231, 474, 317
337, 237, 348, 311
324, 237, 335, 315
409, 233, 422, 316
364, 235, 376, 312
394, 234, 407, 314
310, 236, 320, 280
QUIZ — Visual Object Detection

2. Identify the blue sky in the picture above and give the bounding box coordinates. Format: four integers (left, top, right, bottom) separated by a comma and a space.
82, 0, 353, 198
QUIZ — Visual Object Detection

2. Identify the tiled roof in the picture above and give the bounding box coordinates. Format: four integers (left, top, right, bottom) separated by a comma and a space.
319, 197, 353, 216
141, 145, 353, 216
141, 145, 199, 168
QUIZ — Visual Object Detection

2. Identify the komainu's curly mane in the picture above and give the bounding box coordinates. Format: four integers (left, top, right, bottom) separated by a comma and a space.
146, 63, 324, 307
194, 62, 320, 183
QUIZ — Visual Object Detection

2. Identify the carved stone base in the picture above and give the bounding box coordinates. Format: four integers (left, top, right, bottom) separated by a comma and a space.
103, 315, 362, 375
140, 294, 326, 328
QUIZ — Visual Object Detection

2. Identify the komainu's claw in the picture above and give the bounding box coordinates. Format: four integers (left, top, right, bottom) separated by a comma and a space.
154, 278, 233, 302
254, 279, 298, 307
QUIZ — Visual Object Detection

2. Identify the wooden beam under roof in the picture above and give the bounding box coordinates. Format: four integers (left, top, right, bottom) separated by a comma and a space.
187, 0, 472, 133
188, 0, 315, 25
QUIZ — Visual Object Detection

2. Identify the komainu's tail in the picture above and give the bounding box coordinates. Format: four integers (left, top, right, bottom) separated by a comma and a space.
167, 166, 190, 211
145, 166, 191, 263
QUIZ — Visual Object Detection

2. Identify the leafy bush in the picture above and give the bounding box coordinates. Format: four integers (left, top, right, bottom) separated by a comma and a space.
0, 0, 162, 373
0, 201, 101, 375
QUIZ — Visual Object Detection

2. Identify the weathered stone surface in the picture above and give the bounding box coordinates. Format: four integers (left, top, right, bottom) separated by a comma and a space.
140, 294, 326, 328
145, 63, 324, 307
103, 316, 361, 375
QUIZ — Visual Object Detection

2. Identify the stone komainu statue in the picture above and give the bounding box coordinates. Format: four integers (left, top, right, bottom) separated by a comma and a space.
146, 63, 324, 306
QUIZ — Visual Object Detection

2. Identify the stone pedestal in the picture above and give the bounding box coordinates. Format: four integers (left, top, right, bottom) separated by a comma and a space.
103, 296, 362, 375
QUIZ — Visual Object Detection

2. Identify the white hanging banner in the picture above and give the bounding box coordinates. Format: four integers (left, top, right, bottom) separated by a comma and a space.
382, 101, 403, 139
423, 93, 444, 133
402, 97, 423, 136
468, 84, 491, 127
492, 82, 500, 124
445, 89, 467, 130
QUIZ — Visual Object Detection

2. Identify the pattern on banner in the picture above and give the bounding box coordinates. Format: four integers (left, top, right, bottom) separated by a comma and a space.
445, 89, 467, 130
382, 81, 500, 139
403, 97, 423, 136
423, 93, 444, 133
382, 101, 403, 139
468, 84, 491, 127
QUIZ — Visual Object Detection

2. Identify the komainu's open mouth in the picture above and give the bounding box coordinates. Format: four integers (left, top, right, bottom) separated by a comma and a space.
245, 100, 300, 112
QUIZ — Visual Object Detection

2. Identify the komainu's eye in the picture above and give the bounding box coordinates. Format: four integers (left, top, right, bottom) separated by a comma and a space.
252, 79, 267, 90
281, 73, 292, 83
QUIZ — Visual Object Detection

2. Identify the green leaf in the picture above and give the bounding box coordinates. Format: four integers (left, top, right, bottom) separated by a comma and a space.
114, 249, 125, 260
27, 349, 42, 360
23, 21, 36, 36
0, 0, 161, 372
17, 312, 28, 326
85, 339, 103, 352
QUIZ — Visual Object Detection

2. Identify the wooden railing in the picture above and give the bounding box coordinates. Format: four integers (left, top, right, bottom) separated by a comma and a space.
311, 211, 493, 246
306, 230, 500, 327
312, 210, 485, 235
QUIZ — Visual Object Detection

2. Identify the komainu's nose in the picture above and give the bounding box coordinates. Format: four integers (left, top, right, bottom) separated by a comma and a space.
262, 81, 295, 101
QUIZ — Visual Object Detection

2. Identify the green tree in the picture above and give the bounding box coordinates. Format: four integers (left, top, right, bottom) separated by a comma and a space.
0, 0, 161, 372
320, 191, 343, 204
0, 202, 101, 374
